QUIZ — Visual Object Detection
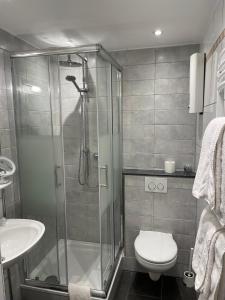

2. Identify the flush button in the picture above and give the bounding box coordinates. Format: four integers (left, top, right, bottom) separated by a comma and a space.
157, 183, 164, 191
145, 177, 167, 193
148, 182, 156, 191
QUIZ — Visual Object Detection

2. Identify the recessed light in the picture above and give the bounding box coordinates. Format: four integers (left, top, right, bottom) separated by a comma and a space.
154, 29, 162, 36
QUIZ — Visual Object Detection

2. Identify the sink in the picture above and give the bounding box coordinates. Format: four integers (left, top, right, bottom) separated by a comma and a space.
0, 219, 45, 267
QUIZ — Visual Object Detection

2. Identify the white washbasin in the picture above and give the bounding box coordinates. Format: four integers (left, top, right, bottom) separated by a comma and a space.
0, 219, 45, 267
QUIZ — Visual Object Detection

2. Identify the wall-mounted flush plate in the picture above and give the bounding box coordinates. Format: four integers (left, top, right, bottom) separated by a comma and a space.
145, 177, 167, 193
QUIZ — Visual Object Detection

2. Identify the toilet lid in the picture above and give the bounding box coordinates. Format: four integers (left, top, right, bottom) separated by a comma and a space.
134, 231, 177, 264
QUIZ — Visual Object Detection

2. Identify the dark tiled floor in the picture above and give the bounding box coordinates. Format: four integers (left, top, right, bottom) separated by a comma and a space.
113, 271, 197, 300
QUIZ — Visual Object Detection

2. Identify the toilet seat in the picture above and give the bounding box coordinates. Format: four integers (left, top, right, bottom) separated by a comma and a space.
134, 231, 177, 264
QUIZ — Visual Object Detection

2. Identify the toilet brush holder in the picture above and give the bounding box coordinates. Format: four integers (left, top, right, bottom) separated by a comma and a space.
183, 247, 195, 288
183, 271, 195, 288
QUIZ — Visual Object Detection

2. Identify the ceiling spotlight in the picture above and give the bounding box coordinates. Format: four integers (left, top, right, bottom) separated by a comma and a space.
154, 29, 162, 36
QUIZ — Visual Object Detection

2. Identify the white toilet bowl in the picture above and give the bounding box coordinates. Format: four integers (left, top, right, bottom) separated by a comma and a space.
134, 230, 178, 281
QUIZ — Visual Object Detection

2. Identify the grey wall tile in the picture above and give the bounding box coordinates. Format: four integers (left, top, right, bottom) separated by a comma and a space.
124, 138, 155, 153
155, 78, 189, 94
125, 48, 155, 65
155, 94, 189, 110
123, 95, 154, 111
123, 125, 149, 139
116, 45, 197, 171
154, 139, 194, 155
155, 45, 199, 63
155, 125, 195, 140
155, 62, 189, 79
112, 48, 155, 66
167, 177, 194, 189
124, 64, 155, 80
125, 187, 154, 215
155, 109, 196, 125
123, 80, 155, 96
123, 110, 154, 125
154, 188, 196, 220
125, 175, 145, 187
153, 218, 196, 236
125, 214, 153, 231
123, 152, 154, 169
173, 233, 195, 250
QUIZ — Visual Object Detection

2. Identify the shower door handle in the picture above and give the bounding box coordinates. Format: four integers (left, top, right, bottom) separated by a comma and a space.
99, 165, 109, 189
55, 165, 62, 187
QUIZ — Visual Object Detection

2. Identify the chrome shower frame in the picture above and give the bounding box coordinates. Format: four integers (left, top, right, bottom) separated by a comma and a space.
10, 44, 123, 299
11, 44, 122, 71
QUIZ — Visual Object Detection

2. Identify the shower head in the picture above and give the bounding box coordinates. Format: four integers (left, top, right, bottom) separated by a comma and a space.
59, 55, 82, 68
65, 75, 76, 82
65, 75, 83, 93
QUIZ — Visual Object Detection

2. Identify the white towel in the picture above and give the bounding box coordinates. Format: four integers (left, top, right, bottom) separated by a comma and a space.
192, 117, 225, 210
192, 207, 222, 291
199, 230, 225, 300
198, 230, 221, 299
68, 281, 90, 300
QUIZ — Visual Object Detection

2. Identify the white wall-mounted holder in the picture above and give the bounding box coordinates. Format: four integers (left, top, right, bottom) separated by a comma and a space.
0, 156, 16, 190
189, 53, 205, 114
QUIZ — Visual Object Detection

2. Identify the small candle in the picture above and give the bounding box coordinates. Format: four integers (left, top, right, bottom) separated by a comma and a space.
164, 160, 176, 173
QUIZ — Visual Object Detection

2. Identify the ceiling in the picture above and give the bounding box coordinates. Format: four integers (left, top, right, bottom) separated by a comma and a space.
0, 0, 214, 50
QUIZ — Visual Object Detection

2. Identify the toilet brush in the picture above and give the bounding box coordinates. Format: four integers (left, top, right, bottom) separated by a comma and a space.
183, 248, 195, 288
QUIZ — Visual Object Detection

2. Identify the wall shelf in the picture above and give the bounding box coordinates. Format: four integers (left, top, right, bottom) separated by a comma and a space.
123, 169, 195, 178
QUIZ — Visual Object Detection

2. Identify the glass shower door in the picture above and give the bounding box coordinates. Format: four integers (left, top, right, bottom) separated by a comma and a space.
97, 56, 123, 291
111, 66, 122, 258
12, 55, 67, 286
96, 56, 114, 290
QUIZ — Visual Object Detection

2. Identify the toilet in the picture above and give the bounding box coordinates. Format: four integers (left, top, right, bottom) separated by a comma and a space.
134, 230, 178, 281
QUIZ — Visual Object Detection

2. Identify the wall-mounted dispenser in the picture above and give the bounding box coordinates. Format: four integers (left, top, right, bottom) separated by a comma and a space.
0, 156, 16, 190
189, 53, 205, 113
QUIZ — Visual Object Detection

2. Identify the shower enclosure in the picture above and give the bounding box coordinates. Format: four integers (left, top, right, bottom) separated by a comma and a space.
11, 44, 123, 298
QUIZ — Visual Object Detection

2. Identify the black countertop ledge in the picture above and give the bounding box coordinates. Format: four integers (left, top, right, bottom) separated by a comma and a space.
123, 168, 196, 178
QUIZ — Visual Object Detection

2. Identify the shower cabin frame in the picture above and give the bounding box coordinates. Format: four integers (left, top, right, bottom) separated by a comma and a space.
10, 44, 123, 299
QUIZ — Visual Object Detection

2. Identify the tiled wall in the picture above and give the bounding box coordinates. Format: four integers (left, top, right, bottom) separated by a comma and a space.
0, 26, 32, 218
112, 45, 198, 170
111, 45, 199, 277
0, 29, 32, 300
123, 175, 196, 277
0, 50, 20, 218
